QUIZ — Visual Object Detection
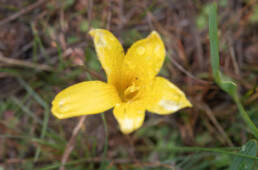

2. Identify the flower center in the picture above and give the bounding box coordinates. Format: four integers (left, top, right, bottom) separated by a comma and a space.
120, 81, 141, 102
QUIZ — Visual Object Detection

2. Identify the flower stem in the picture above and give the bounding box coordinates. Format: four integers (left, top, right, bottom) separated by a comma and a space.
100, 113, 109, 169
233, 96, 258, 139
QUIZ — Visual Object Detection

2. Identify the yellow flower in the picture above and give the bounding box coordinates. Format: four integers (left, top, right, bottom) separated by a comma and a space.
51, 29, 192, 134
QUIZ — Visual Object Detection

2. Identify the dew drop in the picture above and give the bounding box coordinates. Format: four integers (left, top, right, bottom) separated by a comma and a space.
122, 118, 134, 131
159, 99, 180, 112
154, 45, 161, 55
137, 46, 145, 55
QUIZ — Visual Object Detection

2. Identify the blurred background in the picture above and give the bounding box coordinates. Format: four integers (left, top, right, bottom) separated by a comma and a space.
0, 0, 258, 169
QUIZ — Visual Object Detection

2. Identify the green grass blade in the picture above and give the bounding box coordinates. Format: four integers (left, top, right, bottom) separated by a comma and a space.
208, 3, 258, 139
137, 145, 258, 160
100, 113, 109, 170
208, 3, 237, 97
208, 3, 220, 79
229, 140, 257, 170
17, 78, 50, 161
11, 96, 43, 124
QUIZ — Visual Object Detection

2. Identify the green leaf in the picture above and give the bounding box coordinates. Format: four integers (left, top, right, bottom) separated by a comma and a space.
208, 4, 220, 80
217, 71, 237, 98
196, 15, 207, 30
208, 3, 258, 139
208, 3, 237, 98
229, 140, 257, 170
80, 20, 89, 32
67, 36, 79, 44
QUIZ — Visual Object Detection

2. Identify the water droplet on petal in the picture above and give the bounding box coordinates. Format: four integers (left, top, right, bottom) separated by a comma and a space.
137, 46, 145, 55
122, 118, 134, 131
159, 99, 180, 112
94, 32, 107, 47
108, 36, 115, 41
154, 45, 161, 55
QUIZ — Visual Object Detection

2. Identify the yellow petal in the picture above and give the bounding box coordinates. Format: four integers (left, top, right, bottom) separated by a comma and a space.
113, 102, 145, 134
89, 29, 125, 86
51, 81, 121, 119
147, 77, 192, 115
121, 31, 165, 87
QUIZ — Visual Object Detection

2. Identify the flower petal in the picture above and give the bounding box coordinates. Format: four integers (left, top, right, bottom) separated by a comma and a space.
89, 29, 125, 85
52, 81, 120, 119
147, 77, 192, 115
121, 31, 165, 86
113, 102, 145, 134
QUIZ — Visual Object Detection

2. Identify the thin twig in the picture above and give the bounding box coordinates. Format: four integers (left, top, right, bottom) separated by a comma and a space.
167, 53, 211, 84
60, 116, 87, 170
11, 41, 34, 58
227, 33, 240, 75
87, 0, 93, 30
0, 52, 53, 71
0, 0, 48, 27
200, 103, 234, 147
106, 0, 112, 30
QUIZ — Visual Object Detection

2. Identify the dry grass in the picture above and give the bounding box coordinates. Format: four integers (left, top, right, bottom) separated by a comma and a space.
0, 0, 258, 169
